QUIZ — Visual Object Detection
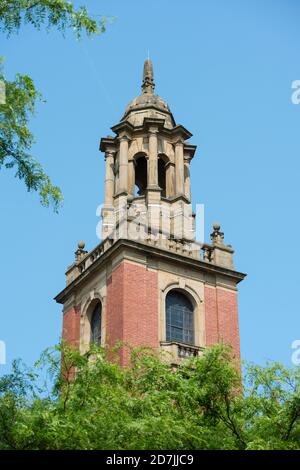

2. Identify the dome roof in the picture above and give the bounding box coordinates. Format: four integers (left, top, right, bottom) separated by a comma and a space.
121, 59, 175, 129
124, 93, 170, 115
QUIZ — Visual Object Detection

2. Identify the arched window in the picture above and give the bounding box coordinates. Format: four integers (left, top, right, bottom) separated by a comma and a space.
134, 154, 147, 196
166, 290, 194, 344
158, 157, 166, 197
90, 303, 102, 345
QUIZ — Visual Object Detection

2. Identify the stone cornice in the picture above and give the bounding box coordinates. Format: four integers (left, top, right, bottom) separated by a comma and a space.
110, 120, 135, 138
167, 194, 191, 204
99, 136, 117, 153
54, 238, 246, 305
106, 118, 193, 144
184, 144, 197, 160
122, 105, 176, 128
143, 117, 166, 130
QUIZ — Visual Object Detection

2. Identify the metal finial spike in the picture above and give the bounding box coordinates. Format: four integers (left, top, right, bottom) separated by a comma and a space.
142, 58, 155, 95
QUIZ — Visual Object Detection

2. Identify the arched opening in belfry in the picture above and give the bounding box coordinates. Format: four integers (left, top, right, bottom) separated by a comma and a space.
134, 154, 147, 196
158, 155, 167, 198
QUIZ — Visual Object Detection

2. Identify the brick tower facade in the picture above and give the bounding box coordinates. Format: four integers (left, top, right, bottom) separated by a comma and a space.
55, 60, 246, 365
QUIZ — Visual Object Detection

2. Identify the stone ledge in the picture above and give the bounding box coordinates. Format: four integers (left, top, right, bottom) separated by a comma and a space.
55, 238, 246, 305
160, 341, 205, 364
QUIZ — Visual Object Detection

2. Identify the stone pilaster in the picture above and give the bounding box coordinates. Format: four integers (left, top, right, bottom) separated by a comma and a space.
104, 150, 115, 206
148, 127, 159, 189
117, 135, 129, 195
128, 158, 135, 198
146, 128, 161, 233
184, 157, 191, 201
166, 161, 175, 198
102, 149, 116, 240
175, 139, 185, 196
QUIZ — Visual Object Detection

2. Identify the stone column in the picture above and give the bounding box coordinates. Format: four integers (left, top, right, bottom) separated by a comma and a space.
118, 135, 129, 194
148, 127, 159, 188
102, 149, 116, 241
184, 157, 191, 201
175, 139, 184, 196
166, 162, 175, 197
128, 159, 135, 197
104, 150, 115, 205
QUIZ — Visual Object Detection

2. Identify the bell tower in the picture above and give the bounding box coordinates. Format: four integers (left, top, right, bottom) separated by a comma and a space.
101, 59, 197, 252
55, 60, 246, 365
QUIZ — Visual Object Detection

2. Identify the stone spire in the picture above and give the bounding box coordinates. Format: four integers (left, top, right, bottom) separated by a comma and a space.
142, 59, 155, 95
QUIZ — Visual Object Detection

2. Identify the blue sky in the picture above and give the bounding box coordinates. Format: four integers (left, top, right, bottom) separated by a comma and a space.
1, 0, 300, 374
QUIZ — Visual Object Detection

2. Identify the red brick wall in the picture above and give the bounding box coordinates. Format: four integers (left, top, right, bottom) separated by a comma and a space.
204, 286, 240, 359
61, 268, 240, 366
106, 264, 125, 349
106, 261, 159, 365
204, 286, 219, 346
62, 304, 81, 348
61, 304, 81, 380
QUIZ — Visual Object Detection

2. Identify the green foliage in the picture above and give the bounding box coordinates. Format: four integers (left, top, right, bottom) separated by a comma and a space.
1, 343, 300, 450
0, 0, 107, 37
0, 1, 109, 209
0, 65, 63, 210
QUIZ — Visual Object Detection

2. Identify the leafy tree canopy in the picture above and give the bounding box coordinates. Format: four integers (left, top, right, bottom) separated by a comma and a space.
0, 0, 106, 37
0, 343, 300, 450
0, 1, 108, 210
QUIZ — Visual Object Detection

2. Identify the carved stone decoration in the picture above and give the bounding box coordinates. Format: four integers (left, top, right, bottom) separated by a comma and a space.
210, 223, 225, 245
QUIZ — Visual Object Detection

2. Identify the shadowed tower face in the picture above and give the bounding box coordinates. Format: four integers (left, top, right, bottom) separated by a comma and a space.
55, 60, 246, 366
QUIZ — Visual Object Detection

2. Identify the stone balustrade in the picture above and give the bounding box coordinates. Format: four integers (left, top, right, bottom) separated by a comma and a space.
65, 238, 113, 285
65, 234, 224, 286
160, 341, 204, 364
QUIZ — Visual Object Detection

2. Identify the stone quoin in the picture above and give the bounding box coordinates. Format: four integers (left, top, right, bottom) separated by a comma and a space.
55, 59, 246, 365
